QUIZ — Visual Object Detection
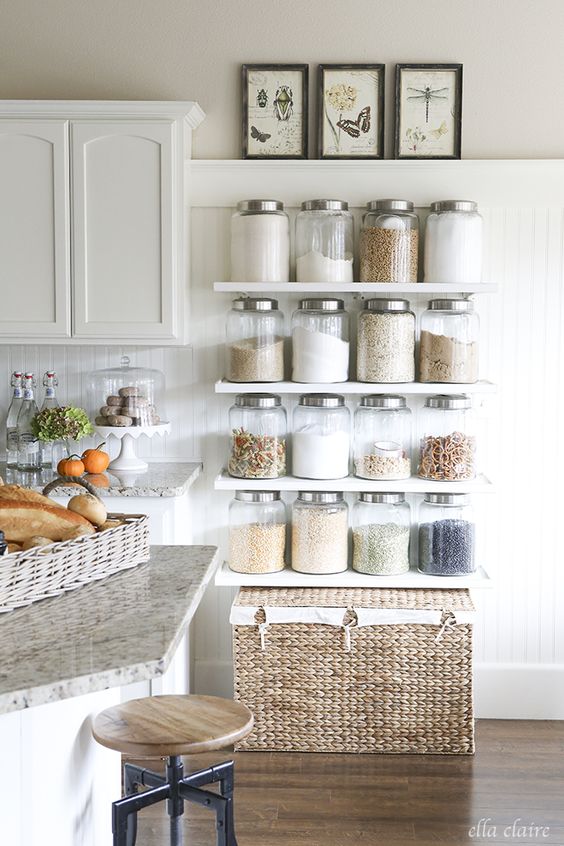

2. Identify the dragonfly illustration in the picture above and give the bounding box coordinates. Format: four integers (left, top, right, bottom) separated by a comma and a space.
407, 86, 449, 123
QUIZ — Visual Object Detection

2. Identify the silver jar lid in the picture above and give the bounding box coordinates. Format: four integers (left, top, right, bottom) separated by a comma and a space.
234, 393, 282, 408
301, 199, 349, 211
363, 298, 410, 312
298, 298, 345, 311
236, 199, 284, 212
366, 199, 414, 212
299, 394, 345, 408
430, 200, 478, 213
235, 491, 281, 502
424, 493, 471, 506
359, 492, 405, 504
297, 491, 344, 504
425, 394, 471, 410
360, 395, 407, 409
428, 298, 474, 312
232, 297, 279, 311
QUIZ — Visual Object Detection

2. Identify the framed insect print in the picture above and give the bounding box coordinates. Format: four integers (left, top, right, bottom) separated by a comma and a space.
242, 64, 308, 159
318, 64, 384, 159
394, 63, 463, 159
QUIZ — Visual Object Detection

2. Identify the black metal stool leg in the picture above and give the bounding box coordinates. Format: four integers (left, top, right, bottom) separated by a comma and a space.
219, 762, 238, 846
166, 755, 185, 846
112, 785, 170, 846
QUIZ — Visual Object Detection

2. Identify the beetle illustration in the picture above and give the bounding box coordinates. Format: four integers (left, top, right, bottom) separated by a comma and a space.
256, 88, 268, 108
273, 85, 293, 121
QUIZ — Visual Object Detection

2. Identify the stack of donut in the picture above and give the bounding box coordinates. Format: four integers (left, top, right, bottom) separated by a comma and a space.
95, 386, 161, 427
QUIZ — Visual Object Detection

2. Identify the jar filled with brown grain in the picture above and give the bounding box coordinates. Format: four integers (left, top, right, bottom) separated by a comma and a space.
359, 199, 419, 283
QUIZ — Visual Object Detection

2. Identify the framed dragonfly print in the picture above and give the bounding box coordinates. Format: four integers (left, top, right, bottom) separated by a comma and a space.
242, 64, 308, 159
394, 64, 463, 159
318, 64, 385, 159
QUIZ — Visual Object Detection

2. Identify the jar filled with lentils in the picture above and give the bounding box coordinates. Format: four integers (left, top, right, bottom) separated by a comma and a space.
357, 298, 415, 383
352, 492, 411, 576
228, 394, 287, 479
418, 395, 476, 481
229, 491, 286, 574
418, 493, 476, 575
291, 491, 349, 574
359, 199, 419, 283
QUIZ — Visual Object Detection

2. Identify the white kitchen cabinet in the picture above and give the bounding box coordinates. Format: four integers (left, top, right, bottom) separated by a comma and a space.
0, 119, 71, 339
0, 102, 204, 344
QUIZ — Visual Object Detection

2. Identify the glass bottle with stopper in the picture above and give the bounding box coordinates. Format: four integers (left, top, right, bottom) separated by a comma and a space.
40, 371, 59, 468
17, 373, 41, 472
5, 371, 23, 469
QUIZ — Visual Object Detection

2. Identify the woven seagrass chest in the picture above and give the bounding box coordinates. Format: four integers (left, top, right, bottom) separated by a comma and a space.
232, 586, 475, 754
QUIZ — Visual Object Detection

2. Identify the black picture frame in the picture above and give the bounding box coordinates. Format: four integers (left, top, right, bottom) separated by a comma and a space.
242, 64, 309, 159
394, 63, 463, 160
317, 64, 385, 160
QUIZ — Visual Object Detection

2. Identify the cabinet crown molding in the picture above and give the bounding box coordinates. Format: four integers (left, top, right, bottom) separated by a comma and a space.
0, 100, 205, 128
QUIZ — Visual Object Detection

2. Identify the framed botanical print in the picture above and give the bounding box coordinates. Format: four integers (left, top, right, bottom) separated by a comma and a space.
242, 64, 308, 159
394, 64, 463, 159
318, 64, 385, 159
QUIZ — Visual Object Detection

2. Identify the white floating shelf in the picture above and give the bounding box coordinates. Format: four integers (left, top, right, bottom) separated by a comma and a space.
214, 282, 497, 295
215, 560, 493, 590
215, 379, 496, 396
215, 470, 494, 494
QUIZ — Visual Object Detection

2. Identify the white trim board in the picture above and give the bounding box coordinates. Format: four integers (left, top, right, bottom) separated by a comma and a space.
474, 664, 564, 720
0, 100, 205, 127
189, 159, 564, 207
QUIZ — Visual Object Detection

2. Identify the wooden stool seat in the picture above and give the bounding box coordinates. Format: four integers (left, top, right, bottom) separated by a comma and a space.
92, 694, 254, 757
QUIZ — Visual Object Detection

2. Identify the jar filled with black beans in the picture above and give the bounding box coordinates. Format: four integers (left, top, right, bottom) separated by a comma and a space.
418, 493, 476, 575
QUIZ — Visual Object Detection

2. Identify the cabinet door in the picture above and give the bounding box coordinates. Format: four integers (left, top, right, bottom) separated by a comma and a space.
71, 121, 181, 340
0, 120, 71, 339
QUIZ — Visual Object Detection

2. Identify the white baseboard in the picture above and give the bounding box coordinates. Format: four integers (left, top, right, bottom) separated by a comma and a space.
194, 659, 564, 720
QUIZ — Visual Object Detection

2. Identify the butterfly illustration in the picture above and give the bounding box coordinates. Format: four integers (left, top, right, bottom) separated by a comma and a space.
430, 120, 448, 140
250, 125, 272, 143
336, 106, 371, 138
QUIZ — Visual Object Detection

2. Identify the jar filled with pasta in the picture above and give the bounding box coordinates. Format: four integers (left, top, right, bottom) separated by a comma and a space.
418, 395, 476, 481
228, 394, 287, 479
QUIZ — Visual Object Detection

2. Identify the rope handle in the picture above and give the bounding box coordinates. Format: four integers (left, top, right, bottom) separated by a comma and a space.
42, 475, 104, 502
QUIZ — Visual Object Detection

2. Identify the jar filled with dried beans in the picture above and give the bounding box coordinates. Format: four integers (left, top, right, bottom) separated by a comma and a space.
357, 298, 415, 383
229, 491, 287, 574
228, 394, 287, 479
359, 199, 419, 283
352, 492, 411, 576
291, 491, 349, 574
418, 395, 476, 481
418, 493, 476, 575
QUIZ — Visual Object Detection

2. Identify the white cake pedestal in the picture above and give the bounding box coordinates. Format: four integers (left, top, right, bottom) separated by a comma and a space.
93, 423, 170, 473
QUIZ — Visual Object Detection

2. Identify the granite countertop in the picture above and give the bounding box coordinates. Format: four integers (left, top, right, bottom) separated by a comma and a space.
0, 545, 219, 713
0, 461, 202, 497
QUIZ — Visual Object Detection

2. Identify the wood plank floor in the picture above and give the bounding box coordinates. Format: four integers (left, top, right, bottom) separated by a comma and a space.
129, 721, 564, 845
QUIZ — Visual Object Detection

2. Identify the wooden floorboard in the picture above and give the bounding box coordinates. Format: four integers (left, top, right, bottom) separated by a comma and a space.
127, 720, 564, 845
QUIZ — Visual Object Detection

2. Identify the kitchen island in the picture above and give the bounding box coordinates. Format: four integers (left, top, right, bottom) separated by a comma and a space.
0, 544, 219, 846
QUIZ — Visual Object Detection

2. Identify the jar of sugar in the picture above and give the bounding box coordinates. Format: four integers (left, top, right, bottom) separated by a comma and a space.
424, 200, 483, 284
230, 200, 290, 283
291, 298, 350, 383
292, 393, 351, 480
295, 199, 354, 283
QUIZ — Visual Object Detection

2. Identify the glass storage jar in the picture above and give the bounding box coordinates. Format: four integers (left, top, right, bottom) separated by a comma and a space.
352, 492, 411, 576
357, 298, 415, 383
418, 493, 476, 575
228, 393, 287, 479
291, 491, 349, 574
359, 199, 419, 283
230, 199, 290, 283
292, 394, 350, 480
292, 298, 350, 383
424, 200, 483, 284
353, 395, 412, 480
418, 395, 476, 481
89, 355, 166, 428
419, 299, 479, 384
225, 297, 285, 383
228, 491, 287, 574
295, 199, 354, 283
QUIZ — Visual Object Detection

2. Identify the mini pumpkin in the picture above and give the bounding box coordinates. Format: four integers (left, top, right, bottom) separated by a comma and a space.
57, 456, 85, 477
82, 444, 110, 474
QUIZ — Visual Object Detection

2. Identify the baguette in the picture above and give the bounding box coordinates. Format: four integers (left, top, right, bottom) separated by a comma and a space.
0, 485, 56, 507
0, 501, 95, 542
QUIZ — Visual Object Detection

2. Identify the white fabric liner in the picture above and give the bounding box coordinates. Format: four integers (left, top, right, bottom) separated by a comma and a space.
264, 606, 348, 626
355, 608, 442, 627
231, 604, 474, 627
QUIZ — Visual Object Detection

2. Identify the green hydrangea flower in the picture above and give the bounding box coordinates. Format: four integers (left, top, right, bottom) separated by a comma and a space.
31, 406, 93, 443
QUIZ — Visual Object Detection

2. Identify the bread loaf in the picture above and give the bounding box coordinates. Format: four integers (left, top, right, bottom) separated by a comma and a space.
0, 501, 95, 542
0, 485, 57, 507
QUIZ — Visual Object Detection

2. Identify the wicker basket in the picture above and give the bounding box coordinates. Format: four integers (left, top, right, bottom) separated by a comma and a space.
232, 586, 475, 755
0, 477, 149, 613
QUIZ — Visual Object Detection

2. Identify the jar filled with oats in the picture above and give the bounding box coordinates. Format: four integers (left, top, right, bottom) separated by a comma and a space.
357, 298, 415, 383
418, 395, 476, 481
354, 395, 412, 480
226, 297, 285, 383
229, 491, 287, 574
359, 200, 419, 283
291, 491, 349, 574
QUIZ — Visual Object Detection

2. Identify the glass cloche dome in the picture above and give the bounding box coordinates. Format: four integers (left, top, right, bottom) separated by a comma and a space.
89, 355, 167, 428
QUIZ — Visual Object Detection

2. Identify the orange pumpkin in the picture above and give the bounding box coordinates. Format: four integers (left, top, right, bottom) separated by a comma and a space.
82, 444, 110, 474
57, 456, 85, 477
85, 473, 110, 489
